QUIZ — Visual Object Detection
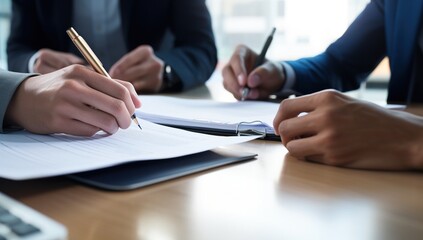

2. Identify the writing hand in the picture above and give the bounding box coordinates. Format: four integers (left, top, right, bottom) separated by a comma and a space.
6, 65, 142, 136
109, 45, 164, 93
273, 90, 423, 170
33, 49, 85, 74
222, 45, 285, 100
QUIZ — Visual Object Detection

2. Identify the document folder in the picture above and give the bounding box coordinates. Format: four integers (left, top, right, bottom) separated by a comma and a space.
140, 113, 280, 141
68, 149, 257, 191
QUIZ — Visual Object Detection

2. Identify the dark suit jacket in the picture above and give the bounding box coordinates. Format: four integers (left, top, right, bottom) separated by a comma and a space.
7, 0, 217, 91
286, 0, 423, 103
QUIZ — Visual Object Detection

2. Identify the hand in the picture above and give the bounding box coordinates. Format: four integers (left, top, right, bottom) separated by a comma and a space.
222, 45, 285, 100
109, 45, 164, 93
33, 49, 85, 74
5, 65, 142, 136
273, 90, 423, 170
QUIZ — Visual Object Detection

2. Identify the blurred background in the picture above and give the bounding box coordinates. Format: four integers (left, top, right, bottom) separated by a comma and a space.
0, 0, 389, 100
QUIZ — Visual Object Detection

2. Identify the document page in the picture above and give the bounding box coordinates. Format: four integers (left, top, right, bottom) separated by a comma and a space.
0, 121, 258, 180
137, 96, 280, 127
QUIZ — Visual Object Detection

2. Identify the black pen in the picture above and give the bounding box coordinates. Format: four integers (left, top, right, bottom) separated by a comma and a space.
241, 27, 276, 101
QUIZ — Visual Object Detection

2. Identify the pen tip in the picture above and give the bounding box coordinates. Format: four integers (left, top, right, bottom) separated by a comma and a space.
271, 27, 276, 36
138, 124, 142, 130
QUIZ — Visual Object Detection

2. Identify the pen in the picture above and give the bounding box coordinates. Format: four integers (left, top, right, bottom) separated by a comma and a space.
66, 27, 142, 130
241, 27, 276, 101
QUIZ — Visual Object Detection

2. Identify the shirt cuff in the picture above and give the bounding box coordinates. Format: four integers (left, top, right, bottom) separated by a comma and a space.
280, 61, 295, 90
28, 51, 41, 73
272, 62, 299, 98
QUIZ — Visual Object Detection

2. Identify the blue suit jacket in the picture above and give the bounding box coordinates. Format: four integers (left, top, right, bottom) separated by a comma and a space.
7, 0, 217, 91
287, 0, 423, 103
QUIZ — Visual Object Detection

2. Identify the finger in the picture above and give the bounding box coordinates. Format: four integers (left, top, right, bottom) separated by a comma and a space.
40, 51, 74, 69
63, 67, 135, 128
110, 46, 153, 76
70, 103, 120, 134
273, 95, 319, 131
230, 45, 251, 86
116, 80, 142, 108
55, 119, 101, 137
35, 63, 58, 74
285, 136, 322, 160
222, 65, 243, 100
117, 59, 161, 83
63, 53, 85, 65
278, 113, 318, 145
70, 67, 137, 117
132, 78, 161, 93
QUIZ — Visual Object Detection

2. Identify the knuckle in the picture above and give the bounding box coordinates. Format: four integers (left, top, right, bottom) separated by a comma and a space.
120, 81, 135, 92
279, 99, 291, 113
38, 49, 51, 59
115, 85, 131, 101
320, 90, 341, 103
111, 99, 127, 115
64, 64, 85, 77
286, 144, 302, 158
151, 60, 162, 71
278, 120, 289, 137
57, 80, 80, 96
139, 45, 153, 56
102, 115, 118, 130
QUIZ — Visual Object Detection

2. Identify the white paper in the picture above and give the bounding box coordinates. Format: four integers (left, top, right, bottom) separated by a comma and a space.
0, 121, 258, 180
137, 96, 280, 127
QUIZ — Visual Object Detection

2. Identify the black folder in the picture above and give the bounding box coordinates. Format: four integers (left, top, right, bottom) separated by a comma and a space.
68, 149, 257, 191
140, 113, 280, 141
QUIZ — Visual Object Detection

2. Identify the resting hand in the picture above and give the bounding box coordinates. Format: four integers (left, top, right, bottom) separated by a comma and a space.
109, 45, 164, 93
222, 45, 285, 100
273, 90, 423, 170
33, 49, 85, 74
6, 65, 142, 136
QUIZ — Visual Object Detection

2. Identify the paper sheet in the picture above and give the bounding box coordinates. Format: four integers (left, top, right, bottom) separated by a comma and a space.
0, 121, 258, 180
137, 96, 280, 127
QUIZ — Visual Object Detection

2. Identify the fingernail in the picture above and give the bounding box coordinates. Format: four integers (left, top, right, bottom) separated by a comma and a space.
251, 74, 260, 86
237, 74, 244, 85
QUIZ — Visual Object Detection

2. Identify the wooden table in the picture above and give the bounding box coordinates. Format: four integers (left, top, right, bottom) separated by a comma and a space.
1, 77, 422, 240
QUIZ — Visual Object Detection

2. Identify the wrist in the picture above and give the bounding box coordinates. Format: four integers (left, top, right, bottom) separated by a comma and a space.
4, 77, 31, 129
160, 63, 182, 92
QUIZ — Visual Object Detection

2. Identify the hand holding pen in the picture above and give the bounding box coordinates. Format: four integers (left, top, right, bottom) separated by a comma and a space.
67, 27, 143, 130
222, 28, 286, 101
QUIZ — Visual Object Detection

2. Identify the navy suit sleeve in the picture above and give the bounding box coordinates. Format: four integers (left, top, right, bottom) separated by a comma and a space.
6, 0, 42, 73
287, 0, 386, 94
155, 0, 217, 91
